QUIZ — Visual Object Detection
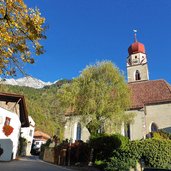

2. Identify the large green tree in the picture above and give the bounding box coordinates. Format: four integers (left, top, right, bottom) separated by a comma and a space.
57, 61, 132, 135
0, 0, 46, 76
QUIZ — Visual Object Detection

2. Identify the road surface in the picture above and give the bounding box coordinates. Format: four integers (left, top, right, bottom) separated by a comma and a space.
0, 156, 75, 171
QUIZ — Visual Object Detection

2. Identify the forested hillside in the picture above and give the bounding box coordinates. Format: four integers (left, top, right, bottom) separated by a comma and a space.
0, 83, 65, 137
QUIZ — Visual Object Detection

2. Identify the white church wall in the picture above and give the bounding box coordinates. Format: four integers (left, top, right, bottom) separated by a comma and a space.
64, 103, 171, 142
127, 110, 145, 140
64, 115, 90, 143
145, 103, 171, 133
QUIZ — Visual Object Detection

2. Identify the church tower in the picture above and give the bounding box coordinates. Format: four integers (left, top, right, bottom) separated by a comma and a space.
127, 33, 149, 83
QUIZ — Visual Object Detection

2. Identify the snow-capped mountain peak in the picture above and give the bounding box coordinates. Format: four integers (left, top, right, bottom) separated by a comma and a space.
0, 76, 53, 89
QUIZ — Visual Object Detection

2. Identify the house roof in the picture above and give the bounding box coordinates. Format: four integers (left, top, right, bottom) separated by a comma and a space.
34, 130, 51, 140
128, 80, 171, 109
0, 92, 29, 127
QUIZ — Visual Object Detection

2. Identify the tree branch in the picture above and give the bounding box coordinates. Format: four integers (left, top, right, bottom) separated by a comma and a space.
11, 56, 28, 76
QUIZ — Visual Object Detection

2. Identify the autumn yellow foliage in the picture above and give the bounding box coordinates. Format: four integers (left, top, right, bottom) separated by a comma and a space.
0, 0, 46, 75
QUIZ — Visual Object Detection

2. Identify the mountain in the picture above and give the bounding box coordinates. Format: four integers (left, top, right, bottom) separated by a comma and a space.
0, 83, 64, 136
0, 76, 53, 89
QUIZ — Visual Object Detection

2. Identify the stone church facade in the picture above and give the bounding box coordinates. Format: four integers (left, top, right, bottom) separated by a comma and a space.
64, 35, 171, 142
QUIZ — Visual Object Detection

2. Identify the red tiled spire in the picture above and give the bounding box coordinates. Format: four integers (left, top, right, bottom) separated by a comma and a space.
128, 31, 146, 55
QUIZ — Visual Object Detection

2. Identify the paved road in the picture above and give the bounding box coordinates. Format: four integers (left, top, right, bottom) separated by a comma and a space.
0, 156, 75, 171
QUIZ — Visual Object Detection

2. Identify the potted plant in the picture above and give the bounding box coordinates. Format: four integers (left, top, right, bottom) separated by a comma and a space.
3, 125, 14, 136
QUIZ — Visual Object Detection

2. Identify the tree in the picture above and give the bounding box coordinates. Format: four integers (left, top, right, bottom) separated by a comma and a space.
0, 0, 46, 76
57, 61, 132, 135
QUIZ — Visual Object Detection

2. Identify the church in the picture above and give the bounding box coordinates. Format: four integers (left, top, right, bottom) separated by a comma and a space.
126, 34, 171, 140
64, 35, 171, 142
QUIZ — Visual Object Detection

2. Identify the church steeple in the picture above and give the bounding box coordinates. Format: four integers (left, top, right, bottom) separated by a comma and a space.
127, 32, 149, 83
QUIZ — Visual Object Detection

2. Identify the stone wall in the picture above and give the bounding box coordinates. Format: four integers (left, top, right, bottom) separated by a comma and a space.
43, 148, 56, 163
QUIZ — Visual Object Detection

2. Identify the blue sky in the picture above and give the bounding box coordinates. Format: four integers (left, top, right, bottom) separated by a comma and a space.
23, 0, 171, 84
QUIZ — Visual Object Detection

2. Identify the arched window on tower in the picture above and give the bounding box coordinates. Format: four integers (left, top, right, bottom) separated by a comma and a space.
135, 70, 141, 80
76, 123, 81, 140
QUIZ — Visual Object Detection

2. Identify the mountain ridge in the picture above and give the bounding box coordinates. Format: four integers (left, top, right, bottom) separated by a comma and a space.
0, 76, 55, 89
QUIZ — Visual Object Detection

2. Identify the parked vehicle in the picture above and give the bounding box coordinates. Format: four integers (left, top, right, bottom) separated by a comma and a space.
31, 140, 45, 155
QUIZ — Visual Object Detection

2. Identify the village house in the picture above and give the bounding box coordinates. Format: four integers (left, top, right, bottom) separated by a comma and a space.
21, 116, 35, 156
0, 92, 29, 161
64, 35, 171, 142
34, 130, 51, 142
31, 130, 51, 155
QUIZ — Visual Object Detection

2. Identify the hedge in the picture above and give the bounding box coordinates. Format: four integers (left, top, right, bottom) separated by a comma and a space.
89, 134, 129, 169
106, 139, 171, 171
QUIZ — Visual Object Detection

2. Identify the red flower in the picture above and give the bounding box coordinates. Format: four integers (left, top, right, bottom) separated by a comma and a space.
3, 125, 14, 136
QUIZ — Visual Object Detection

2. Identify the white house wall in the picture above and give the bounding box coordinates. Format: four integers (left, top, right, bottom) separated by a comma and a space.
21, 126, 35, 156
0, 107, 21, 160
21, 116, 35, 156
0, 101, 20, 116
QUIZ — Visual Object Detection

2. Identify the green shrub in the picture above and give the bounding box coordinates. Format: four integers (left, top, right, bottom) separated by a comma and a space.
90, 133, 171, 170
141, 139, 171, 169
95, 160, 106, 170
89, 134, 129, 166
17, 137, 27, 156
152, 130, 171, 140
106, 139, 171, 170
105, 150, 137, 171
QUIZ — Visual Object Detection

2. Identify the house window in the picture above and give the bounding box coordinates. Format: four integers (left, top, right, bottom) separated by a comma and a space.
29, 130, 33, 137
76, 123, 81, 140
151, 122, 158, 132
135, 70, 141, 80
4, 117, 11, 126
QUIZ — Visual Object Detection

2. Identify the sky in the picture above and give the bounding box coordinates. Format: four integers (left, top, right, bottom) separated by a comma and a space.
23, 0, 171, 84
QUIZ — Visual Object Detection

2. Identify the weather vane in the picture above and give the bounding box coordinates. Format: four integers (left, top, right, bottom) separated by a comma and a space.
133, 29, 137, 42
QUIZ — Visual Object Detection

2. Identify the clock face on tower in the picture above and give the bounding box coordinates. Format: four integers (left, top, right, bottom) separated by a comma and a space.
127, 56, 140, 66
132, 58, 140, 65
127, 54, 147, 66
140, 55, 147, 64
